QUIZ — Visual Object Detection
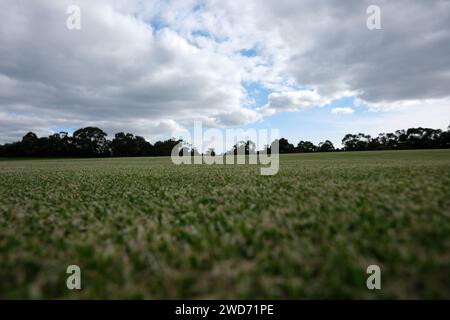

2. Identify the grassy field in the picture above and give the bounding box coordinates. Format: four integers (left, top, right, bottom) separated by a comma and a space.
0, 150, 449, 299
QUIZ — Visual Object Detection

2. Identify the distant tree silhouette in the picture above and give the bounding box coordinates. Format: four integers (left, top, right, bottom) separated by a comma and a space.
21, 132, 39, 156
318, 140, 335, 152
205, 148, 216, 156
72, 127, 110, 157
112, 132, 152, 157
439, 126, 450, 148
152, 139, 183, 157
297, 141, 317, 153
341, 133, 371, 151
341, 127, 449, 151
275, 138, 295, 153
0, 124, 449, 158
245, 140, 257, 155
191, 147, 201, 156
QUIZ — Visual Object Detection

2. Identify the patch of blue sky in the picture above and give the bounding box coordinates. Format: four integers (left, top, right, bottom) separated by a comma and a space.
149, 16, 168, 32
242, 82, 272, 108
240, 48, 258, 57
328, 96, 355, 110
192, 30, 210, 38
250, 107, 345, 147
191, 29, 228, 43
51, 127, 74, 135
192, 1, 205, 12
242, 95, 368, 147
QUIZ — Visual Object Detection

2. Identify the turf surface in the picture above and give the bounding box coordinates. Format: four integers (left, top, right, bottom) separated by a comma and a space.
0, 150, 449, 299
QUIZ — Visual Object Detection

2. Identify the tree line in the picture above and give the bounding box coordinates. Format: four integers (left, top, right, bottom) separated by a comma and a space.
0, 128, 180, 158
0, 125, 449, 158
277, 126, 450, 153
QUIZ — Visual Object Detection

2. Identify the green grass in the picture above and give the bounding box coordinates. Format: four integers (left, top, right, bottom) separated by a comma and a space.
0, 150, 449, 299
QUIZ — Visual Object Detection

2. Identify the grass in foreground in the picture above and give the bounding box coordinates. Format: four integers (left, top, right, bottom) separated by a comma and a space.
0, 150, 449, 299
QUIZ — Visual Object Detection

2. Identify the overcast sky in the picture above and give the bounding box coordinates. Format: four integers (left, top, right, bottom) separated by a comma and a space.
1, 0, 449, 146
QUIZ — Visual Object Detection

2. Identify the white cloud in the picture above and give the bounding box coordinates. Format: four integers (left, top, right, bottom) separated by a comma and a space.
0, 0, 255, 142
257, 90, 331, 116
331, 107, 355, 115
175, 0, 450, 106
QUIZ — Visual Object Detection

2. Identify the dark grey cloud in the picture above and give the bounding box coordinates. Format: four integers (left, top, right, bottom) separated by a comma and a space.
259, 0, 450, 103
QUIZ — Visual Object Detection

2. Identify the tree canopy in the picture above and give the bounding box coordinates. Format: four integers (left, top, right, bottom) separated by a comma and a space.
0, 125, 449, 158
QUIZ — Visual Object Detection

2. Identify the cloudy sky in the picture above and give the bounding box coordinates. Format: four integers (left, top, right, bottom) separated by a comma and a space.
1, 0, 450, 147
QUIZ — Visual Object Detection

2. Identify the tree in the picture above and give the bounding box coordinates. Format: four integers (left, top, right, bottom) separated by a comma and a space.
72, 127, 110, 157
1, 124, 450, 158
152, 138, 182, 157
277, 138, 295, 153
111, 132, 131, 157
318, 140, 335, 152
438, 126, 450, 148
205, 148, 216, 156
245, 140, 256, 155
297, 140, 317, 153
20, 132, 39, 156
111, 132, 151, 157
44, 132, 72, 156
191, 147, 201, 156
342, 133, 371, 151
